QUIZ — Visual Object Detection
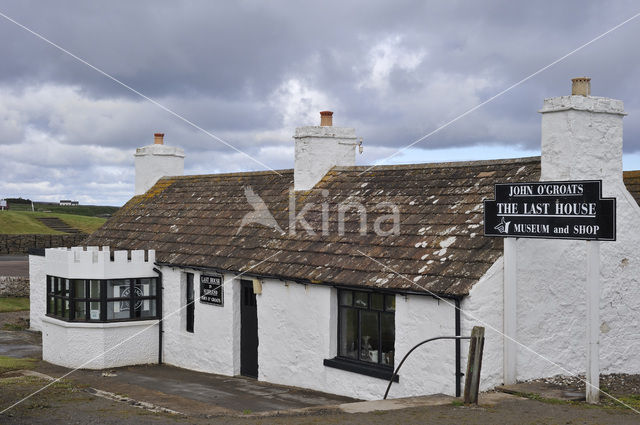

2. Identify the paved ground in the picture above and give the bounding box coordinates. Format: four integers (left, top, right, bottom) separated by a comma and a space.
34, 363, 357, 416
0, 255, 28, 277
2, 379, 640, 424
0, 322, 354, 416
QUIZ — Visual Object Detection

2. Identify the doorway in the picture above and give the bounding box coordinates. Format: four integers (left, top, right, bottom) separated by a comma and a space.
240, 280, 258, 378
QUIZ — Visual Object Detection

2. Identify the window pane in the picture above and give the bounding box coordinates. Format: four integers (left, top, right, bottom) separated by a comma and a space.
354, 292, 368, 308
72, 279, 85, 298
89, 280, 101, 298
60, 279, 69, 297
63, 299, 70, 319
135, 298, 157, 318
53, 277, 59, 294
107, 301, 131, 320
135, 279, 156, 297
55, 298, 62, 316
339, 290, 353, 306
74, 301, 87, 320
381, 313, 395, 366
371, 293, 384, 311
47, 297, 54, 315
107, 279, 130, 298
385, 295, 396, 312
89, 301, 101, 320
339, 307, 358, 359
360, 311, 379, 363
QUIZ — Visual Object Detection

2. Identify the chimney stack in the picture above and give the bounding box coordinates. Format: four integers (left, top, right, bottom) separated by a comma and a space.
134, 133, 184, 195
293, 111, 359, 191
539, 78, 625, 186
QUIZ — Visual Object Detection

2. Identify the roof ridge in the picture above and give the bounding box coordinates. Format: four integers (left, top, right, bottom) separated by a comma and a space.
333, 156, 541, 172
161, 169, 294, 180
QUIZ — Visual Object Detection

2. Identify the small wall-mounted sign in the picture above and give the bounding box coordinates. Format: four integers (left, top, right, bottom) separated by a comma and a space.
484, 180, 616, 240
200, 274, 224, 306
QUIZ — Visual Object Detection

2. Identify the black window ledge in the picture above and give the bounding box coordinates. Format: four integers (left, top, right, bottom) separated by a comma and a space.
324, 357, 398, 382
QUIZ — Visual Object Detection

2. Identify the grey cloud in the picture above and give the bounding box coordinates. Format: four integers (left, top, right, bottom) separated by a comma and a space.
0, 0, 639, 205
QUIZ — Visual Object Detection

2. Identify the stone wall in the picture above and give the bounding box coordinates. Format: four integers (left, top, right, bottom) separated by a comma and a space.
0, 234, 87, 255
0, 276, 29, 297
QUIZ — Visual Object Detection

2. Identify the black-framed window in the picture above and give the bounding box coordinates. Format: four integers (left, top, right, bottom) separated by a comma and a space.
46, 275, 159, 322
338, 289, 395, 367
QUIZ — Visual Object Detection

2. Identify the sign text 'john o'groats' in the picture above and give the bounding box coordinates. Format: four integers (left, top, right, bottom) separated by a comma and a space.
200, 274, 224, 306
484, 180, 616, 241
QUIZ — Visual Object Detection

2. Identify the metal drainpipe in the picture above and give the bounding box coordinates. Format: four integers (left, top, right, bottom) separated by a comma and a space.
153, 267, 163, 364
455, 297, 462, 397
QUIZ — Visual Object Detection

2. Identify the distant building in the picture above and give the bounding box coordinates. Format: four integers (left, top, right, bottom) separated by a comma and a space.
0, 199, 6, 210
59, 200, 79, 206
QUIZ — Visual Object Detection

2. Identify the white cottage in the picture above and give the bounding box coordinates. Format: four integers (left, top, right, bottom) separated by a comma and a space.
29, 80, 640, 400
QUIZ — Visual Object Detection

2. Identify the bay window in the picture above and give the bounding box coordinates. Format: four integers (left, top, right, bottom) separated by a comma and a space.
46, 276, 159, 322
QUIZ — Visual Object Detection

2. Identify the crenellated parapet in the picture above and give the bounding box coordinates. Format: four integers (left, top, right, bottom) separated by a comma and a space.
44, 246, 156, 279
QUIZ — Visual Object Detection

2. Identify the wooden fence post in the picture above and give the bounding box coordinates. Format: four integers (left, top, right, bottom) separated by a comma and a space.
463, 326, 485, 404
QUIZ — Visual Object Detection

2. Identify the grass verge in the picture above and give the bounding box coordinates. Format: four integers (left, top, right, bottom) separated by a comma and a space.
0, 297, 29, 313
0, 356, 37, 374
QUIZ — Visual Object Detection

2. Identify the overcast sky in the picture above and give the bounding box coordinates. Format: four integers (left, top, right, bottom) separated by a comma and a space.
0, 1, 639, 206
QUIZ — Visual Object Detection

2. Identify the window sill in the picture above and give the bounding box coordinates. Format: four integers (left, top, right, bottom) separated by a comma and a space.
323, 357, 398, 382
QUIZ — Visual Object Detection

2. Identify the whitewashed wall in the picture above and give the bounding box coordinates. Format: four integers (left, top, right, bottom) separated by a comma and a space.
463, 177, 640, 389
28, 254, 46, 331
514, 182, 640, 380
257, 279, 458, 400
161, 267, 240, 376
41, 316, 158, 369
460, 257, 504, 391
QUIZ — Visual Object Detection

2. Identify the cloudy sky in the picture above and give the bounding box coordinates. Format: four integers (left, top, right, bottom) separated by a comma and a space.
0, 1, 639, 206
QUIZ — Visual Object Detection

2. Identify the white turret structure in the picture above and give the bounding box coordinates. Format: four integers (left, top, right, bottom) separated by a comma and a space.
134, 133, 184, 195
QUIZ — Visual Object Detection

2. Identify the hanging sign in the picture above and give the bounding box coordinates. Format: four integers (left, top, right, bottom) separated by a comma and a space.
484, 180, 615, 240
200, 274, 224, 306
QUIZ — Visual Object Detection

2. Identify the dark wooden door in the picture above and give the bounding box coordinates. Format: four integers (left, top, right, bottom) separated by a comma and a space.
240, 280, 258, 378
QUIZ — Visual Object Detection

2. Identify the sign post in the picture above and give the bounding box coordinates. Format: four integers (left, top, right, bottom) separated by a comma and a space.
586, 240, 600, 403
485, 180, 615, 403
503, 237, 517, 386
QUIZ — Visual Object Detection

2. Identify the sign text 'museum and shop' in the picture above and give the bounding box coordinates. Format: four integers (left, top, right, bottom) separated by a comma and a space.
484, 180, 616, 240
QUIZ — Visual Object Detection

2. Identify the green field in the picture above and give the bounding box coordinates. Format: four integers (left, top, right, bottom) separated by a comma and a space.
0, 211, 107, 234
0, 297, 30, 312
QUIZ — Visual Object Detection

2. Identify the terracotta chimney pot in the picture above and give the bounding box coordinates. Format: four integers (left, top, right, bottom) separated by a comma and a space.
154, 133, 165, 145
320, 111, 333, 126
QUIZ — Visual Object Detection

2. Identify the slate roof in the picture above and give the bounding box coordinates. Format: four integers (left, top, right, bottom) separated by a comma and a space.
84, 157, 542, 297
624, 171, 640, 205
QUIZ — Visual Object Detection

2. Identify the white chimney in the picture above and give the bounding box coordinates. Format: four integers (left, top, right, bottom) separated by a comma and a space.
540, 77, 626, 186
134, 133, 185, 195
293, 111, 359, 191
